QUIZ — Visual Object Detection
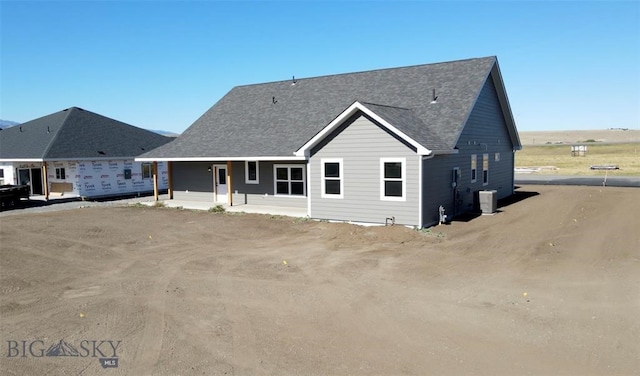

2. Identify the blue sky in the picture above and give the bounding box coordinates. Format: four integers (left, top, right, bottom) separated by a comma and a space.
1, 0, 638, 133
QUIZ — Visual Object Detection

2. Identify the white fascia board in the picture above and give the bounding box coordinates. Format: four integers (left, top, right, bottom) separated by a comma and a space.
135, 156, 307, 162
429, 149, 459, 155
0, 157, 141, 162
0, 158, 44, 162
420, 149, 457, 161
295, 101, 433, 157
44, 157, 137, 161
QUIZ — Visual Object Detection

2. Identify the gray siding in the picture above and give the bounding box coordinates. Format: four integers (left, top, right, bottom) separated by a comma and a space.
172, 162, 214, 202
230, 161, 307, 208
422, 156, 454, 227
422, 74, 516, 226
310, 114, 420, 226
173, 160, 307, 208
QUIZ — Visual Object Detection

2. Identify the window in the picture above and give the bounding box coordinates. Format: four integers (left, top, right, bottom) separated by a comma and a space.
321, 158, 343, 198
471, 154, 477, 183
142, 163, 153, 179
494, 152, 501, 162
218, 168, 226, 185
274, 165, 305, 196
380, 158, 406, 201
0, 169, 4, 178
483, 154, 489, 185
55, 168, 66, 180
245, 161, 259, 184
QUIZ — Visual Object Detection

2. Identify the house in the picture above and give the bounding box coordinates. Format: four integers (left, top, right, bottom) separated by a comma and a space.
137, 56, 521, 227
0, 107, 173, 199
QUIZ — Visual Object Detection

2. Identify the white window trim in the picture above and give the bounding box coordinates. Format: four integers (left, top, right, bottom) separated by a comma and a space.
380, 157, 406, 202
494, 152, 501, 162
273, 164, 306, 197
482, 153, 489, 186
321, 158, 343, 199
471, 154, 477, 183
245, 161, 259, 184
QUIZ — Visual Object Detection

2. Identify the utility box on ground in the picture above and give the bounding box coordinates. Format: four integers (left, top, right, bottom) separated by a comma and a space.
479, 190, 497, 214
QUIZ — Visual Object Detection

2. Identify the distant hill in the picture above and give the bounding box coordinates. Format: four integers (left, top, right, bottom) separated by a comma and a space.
518, 129, 640, 145
0, 120, 20, 129
149, 129, 180, 137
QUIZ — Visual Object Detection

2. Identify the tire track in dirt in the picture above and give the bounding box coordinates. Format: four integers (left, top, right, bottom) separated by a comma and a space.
216, 271, 261, 376
128, 249, 206, 375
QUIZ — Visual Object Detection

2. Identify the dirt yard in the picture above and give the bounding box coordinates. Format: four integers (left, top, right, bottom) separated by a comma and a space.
1, 185, 638, 375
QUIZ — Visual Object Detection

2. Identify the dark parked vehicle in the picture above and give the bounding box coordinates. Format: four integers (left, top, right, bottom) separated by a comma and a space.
0, 184, 30, 209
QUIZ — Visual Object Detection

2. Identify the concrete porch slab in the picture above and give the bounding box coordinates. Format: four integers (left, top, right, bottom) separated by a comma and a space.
145, 199, 308, 218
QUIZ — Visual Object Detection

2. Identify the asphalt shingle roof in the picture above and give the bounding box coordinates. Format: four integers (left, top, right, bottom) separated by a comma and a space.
359, 102, 447, 151
141, 56, 499, 159
0, 107, 173, 160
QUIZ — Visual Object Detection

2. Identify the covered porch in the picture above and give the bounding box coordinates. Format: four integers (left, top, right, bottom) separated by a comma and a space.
145, 160, 309, 218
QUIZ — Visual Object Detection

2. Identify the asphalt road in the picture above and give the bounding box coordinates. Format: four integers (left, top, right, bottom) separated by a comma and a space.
515, 174, 640, 187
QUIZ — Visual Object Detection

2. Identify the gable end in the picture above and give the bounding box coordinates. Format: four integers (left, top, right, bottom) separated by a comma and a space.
310, 111, 418, 157
296, 101, 431, 157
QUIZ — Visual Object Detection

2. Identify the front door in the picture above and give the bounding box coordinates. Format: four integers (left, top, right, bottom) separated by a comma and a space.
30, 168, 43, 195
213, 165, 228, 204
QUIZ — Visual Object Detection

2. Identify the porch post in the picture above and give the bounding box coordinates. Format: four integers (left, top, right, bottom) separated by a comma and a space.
226, 161, 233, 206
152, 161, 159, 201
167, 161, 174, 199
42, 162, 49, 200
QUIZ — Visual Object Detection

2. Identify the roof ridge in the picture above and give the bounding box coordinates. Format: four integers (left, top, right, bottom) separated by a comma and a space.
41, 107, 73, 159
231, 56, 497, 90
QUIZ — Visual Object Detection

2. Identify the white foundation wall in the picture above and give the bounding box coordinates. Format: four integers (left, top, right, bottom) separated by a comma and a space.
49, 160, 168, 197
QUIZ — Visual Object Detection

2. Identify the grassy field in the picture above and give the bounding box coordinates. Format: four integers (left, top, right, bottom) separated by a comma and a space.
515, 142, 640, 176
518, 129, 640, 145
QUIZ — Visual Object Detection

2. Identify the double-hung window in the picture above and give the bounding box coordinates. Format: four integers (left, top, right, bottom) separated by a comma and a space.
321, 158, 343, 198
274, 165, 305, 196
380, 158, 406, 201
245, 161, 259, 184
471, 154, 477, 183
142, 163, 153, 179
483, 153, 489, 185
55, 167, 66, 180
